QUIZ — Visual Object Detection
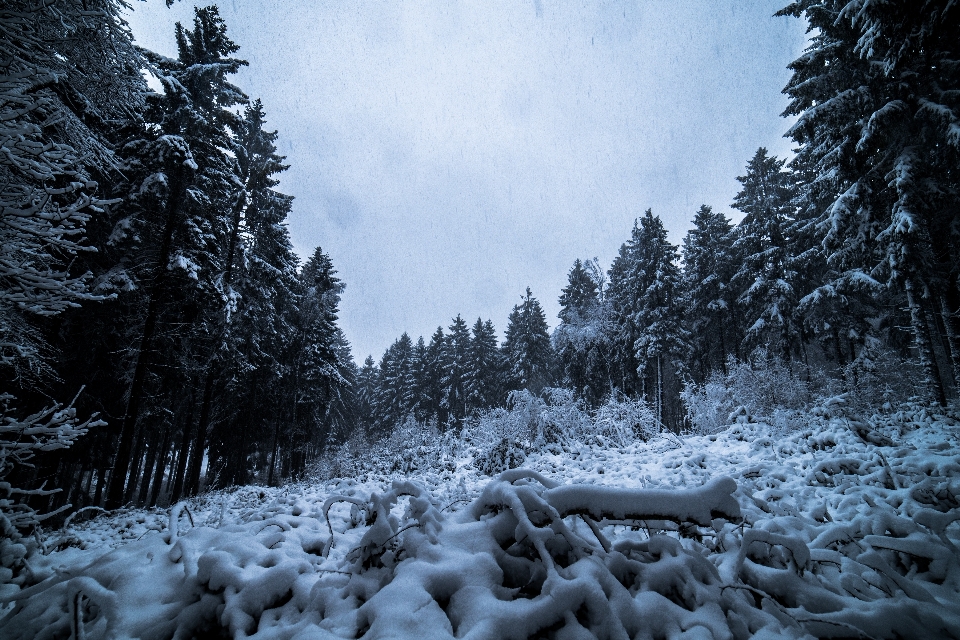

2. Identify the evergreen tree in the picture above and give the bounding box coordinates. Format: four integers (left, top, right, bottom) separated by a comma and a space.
553, 259, 611, 404
283, 247, 349, 479
730, 148, 800, 361
355, 356, 379, 433
681, 206, 738, 379
407, 337, 429, 423
206, 100, 300, 489
441, 315, 471, 428
779, 0, 960, 402
420, 327, 447, 426
377, 333, 416, 433
106, 5, 249, 508
503, 288, 554, 395
1, 0, 145, 523
607, 211, 686, 425
465, 318, 504, 413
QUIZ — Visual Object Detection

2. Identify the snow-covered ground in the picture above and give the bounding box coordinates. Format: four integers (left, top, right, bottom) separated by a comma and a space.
3, 401, 960, 639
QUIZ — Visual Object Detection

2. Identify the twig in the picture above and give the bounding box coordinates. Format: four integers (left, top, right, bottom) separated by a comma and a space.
61, 506, 106, 530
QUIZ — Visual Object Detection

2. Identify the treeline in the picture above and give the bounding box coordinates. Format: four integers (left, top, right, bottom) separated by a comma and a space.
354, 289, 554, 438
1, 1, 351, 523
360, 0, 960, 435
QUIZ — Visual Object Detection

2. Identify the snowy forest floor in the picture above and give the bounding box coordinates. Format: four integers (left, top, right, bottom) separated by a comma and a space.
3, 400, 960, 639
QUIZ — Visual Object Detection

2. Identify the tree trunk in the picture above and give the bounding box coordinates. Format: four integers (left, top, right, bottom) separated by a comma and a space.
186, 371, 215, 496
939, 295, 960, 389
123, 429, 146, 505
906, 281, 946, 405
268, 415, 281, 486
170, 399, 195, 503
93, 466, 107, 507
149, 427, 170, 507
106, 166, 185, 510
137, 428, 159, 506
832, 326, 846, 368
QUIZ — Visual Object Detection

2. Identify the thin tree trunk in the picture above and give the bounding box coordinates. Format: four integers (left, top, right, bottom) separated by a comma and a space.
81, 467, 93, 504
123, 429, 146, 505
718, 314, 729, 375
939, 295, 960, 389
137, 429, 159, 506
832, 326, 846, 368
93, 466, 107, 507
186, 372, 215, 496
149, 427, 170, 507
906, 281, 946, 405
268, 415, 281, 486
107, 166, 185, 510
656, 355, 663, 428
170, 399, 195, 503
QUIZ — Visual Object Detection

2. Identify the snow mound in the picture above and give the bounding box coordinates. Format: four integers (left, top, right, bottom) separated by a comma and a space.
3, 409, 960, 639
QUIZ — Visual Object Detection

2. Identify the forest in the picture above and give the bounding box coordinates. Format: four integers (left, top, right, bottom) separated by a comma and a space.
1, 0, 959, 557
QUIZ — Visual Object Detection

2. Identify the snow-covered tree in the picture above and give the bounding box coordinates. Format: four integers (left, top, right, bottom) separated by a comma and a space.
377, 333, 416, 433
465, 318, 504, 413
553, 259, 611, 405
729, 148, 800, 361
441, 315, 471, 429
105, 5, 250, 508
0, 0, 144, 524
780, 0, 960, 402
608, 211, 687, 425
681, 206, 739, 379
503, 288, 554, 396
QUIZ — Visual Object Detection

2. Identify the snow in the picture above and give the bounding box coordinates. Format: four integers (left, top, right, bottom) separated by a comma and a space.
3, 402, 960, 639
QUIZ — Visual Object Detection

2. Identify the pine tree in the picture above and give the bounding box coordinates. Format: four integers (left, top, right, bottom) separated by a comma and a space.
405, 337, 426, 423
1, 0, 147, 525
106, 6, 249, 508
503, 288, 554, 395
553, 259, 611, 404
377, 333, 416, 432
441, 315, 471, 429
355, 356, 379, 434
730, 149, 800, 361
607, 211, 686, 425
779, 0, 960, 402
284, 247, 350, 479
205, 100, 300, 489
681, 206, 738, 378
465, 318, 504, 413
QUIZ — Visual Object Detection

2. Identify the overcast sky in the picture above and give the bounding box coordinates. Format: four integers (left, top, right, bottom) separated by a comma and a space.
124, 0, 808, 363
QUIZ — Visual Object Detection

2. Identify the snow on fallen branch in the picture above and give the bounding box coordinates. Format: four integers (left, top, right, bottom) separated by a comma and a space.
543, 475, 741, 525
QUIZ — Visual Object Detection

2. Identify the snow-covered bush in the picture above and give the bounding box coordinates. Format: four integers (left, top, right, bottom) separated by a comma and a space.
468, 389, 593, 474
311, 417, 455, 481
592, 392, 659, 445
680, 377, 735, 434
682, 352, 814, 433
0, 393, 103, 590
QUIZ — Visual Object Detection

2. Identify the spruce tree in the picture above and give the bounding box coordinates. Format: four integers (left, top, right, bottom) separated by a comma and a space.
681, 206, 738, 378
377, 333, 416, 432
465, 318, 504, 413
780, 0, 960, 402
554, 259, 611, 404
106, 5, 249, 508
503, 288, 554, 395
441, 315, 471, 428
607, 211, 686, 425
730, 148, 800, 361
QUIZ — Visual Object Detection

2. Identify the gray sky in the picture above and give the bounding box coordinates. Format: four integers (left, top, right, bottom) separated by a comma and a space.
124, 1, 808, 363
